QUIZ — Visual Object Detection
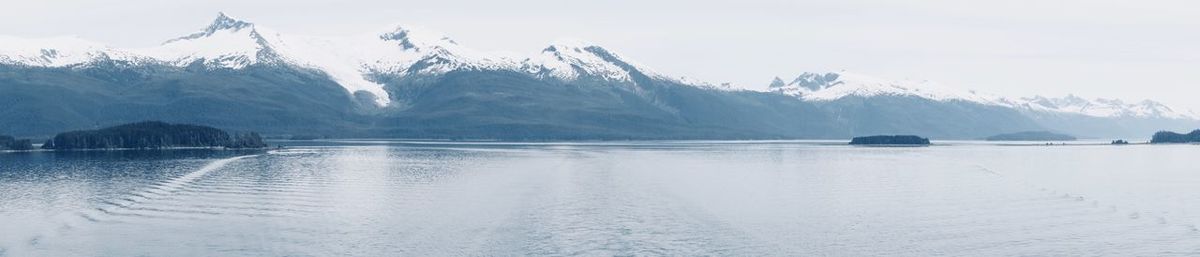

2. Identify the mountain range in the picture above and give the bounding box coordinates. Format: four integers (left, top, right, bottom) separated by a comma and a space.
1, 13, 1196, 139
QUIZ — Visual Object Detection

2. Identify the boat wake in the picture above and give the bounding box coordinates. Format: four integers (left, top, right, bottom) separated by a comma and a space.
0, 154, 258, 256
83, 154, 260, 222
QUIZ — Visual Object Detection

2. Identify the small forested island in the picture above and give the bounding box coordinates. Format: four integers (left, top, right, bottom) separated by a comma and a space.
1150, 130, 1200, 144
42, 121, 267, 150
986, 131, 1076, 141
0, 135, 34, 150
1111, 139, 1130, 145
849, 135, 931, 146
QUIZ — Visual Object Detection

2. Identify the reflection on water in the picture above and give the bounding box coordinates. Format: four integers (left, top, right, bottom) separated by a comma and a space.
1, 142, 1199, 256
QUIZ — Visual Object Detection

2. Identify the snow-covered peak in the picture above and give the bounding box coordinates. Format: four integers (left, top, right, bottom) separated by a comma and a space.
164, 12, 254, 44
778, 72, 843, 91
770, 71, 1002, 104
768, 77, 786, 88
365, 25, 517, 75
293, 25, 518, 105
378, 25, 459, 51
142, 13, 279, 69
522, 39, 666, 83
0, 36, 142, 67
136, 13, 405, 106
998, 95, 1197, 119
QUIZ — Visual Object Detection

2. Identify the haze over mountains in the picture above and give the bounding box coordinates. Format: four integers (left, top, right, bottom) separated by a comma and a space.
1, 13, 1196, 139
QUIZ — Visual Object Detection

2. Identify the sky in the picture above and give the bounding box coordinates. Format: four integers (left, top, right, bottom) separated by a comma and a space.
2, 0, 1198, 110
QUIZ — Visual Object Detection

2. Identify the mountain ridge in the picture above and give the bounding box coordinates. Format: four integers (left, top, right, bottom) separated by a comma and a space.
5, 13, 1190, 121
769, 71, 1196, 120
1, 13, 1195, 140
0, 13, 699, 108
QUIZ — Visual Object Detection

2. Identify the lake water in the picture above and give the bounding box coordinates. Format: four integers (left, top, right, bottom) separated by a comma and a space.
2, 141, 1199, 256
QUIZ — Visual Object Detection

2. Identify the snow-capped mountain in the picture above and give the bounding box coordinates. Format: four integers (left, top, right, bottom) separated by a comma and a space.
356, 25, 518, 76
139, 13, 406, 105
0, 36, 147, 67
143, 12, 285, 69
769, 71, 1004, 105
0, 13, 687, 107
770, 71, 1197, 120
521, 39, 671, 84
266, 24, 517, 106
4, 12, 1194, 139
0, 13, 399, 106
997, 95, 1197, 119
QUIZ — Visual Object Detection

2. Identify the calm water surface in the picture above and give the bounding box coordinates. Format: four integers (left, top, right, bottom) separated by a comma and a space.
1, 141, 1199, 256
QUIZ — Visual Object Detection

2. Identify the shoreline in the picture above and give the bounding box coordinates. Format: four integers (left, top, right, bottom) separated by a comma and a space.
1, 146, 272, 154
5, 140, 1195, 154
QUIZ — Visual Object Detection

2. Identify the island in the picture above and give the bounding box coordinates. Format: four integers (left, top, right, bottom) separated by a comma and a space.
985, 131, 1076, 141
849, 135, 931, 146
1111, 139, 1130, 145
41, 121, 267, 150
0, 135, 34, 150
1150, 130, 1200, 144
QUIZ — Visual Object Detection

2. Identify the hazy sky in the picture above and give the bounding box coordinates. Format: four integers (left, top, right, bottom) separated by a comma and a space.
3, 0, 1198, 109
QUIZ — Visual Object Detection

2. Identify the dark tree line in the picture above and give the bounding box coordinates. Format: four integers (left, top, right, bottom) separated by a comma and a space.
849, 135, 931, 145
0, 135, 34, 150
42, 121, 267, 150
1150, 129, 1200, 144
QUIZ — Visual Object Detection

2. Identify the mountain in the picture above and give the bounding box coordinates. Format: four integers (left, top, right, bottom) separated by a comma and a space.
996, 95, 1195, 120
2, 13, 1195, 140
521, 39, 677, 85
147, 12, 282, 68
770, 71, 1003, 104
985, 131, 1076, 141
0, 36, 146, 67
769, 71, 1200, 138
0, 13, 844, 139
141, 13, 404, 107
0, 14, 367, 137
368, 38, 840, 139
768, 72, 1046, 138
993, 95, 1200, 138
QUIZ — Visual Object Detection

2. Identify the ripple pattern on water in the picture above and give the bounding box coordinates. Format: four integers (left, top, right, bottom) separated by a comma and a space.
1, 143, 1199, 256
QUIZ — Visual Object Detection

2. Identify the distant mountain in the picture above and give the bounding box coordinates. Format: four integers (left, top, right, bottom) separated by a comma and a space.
769, 72, 1004, 104
985, 131, 1076, 141
768, 72, 1045, 138
2, 13, 1195, 140
369, 38, 840, 139
1000, 95, 1195, 120
0, 13, 840, 139
769, 71, 1200, 138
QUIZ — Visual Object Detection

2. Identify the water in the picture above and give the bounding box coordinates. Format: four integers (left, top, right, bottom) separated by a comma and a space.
2, 141, 1199, 256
